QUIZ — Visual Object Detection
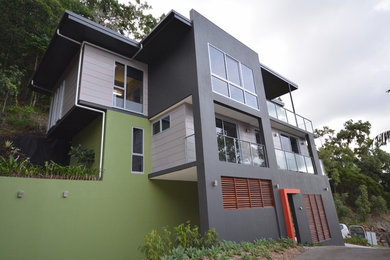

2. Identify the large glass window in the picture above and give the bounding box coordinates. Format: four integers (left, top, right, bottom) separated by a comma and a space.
208, 45, 259, 109
132, 128, 144, 173
114, 62, 144, 113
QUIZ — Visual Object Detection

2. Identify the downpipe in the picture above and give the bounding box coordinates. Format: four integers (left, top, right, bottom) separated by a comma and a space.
57, 29, 105, 180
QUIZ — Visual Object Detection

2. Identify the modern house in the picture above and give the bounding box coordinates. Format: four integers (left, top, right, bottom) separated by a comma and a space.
0, 9, 343, 260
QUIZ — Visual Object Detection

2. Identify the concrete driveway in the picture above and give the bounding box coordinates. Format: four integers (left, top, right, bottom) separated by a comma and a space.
293, 245, 390, 260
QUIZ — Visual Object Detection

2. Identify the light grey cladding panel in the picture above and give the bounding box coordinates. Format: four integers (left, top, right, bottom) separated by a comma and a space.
151, 104, 187, 172
79, 44, 114, 107
62, 54, 79, 116
79, 44, 148, 113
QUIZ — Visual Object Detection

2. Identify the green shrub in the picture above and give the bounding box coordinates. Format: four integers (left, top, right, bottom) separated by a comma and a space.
69, 144, 95, 168
344, 235, 370, 246
173, 221, 202, 248
0, 141, 98, 180
139, 227, 172, 260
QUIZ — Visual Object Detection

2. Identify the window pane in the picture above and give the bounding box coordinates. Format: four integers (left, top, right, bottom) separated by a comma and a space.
230, 85, 245, 103
226, 56, 241, 85
153, 121, 160, 135
113, 88, 124, 108
212, 76, 229, 96
241, 64, 255, 93
225, 136, 236, 163
217, 135, 226, 161
209, 46, 226, 79
133, 128, 143, 154
280, 134, 292, 152
216, 118, 223, 135
290, 137, 299, 154
114, 62, 125, 87
132, 155, 143, 172
126, 66, 143, 113
161, 116, 170, 131
223, 121, 237, 138
245, 92, 258, 109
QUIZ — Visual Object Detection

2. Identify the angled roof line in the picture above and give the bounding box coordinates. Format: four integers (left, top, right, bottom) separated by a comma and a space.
260, 62, 298, 88
140, 9, 192, 47
64, 10, 140, 47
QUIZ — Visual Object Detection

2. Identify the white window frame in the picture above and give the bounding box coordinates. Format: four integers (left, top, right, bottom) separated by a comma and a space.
113, 61, 145, 115
152, 115, 170, 135
131, 127, 144, 174
208, 44, 259, 110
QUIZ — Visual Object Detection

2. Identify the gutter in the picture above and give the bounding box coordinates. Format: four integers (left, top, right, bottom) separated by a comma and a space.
56, 29, 105, 180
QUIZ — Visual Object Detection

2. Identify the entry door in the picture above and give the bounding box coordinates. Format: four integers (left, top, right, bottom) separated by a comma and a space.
288, 194, 301, 243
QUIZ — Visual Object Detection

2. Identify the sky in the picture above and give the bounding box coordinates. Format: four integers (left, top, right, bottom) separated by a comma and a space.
139, 0, 390, 139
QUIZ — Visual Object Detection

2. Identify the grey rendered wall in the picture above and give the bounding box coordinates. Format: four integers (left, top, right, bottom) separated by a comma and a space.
190, 10, 343, 245
147, 30, 198, 118
80, 44, 148, 114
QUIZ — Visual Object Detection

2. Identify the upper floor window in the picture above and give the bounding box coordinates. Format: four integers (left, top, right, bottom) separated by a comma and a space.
208, 45, 259, 109
152, 116, 170, 135
113, 62, 144, 113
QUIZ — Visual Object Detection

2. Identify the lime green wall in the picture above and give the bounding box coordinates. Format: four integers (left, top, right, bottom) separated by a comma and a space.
71, 116, 102, 169
0, 110, 199, 260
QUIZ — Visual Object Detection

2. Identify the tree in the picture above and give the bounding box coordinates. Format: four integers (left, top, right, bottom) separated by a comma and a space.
316, 120, 390, 217
355, 185, 370, 221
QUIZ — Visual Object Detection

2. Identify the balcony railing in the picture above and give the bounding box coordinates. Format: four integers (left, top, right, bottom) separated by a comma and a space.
185, 134, 196, 162
275, 148, 314, 174
217, 134, 266, 167
267, 100, 314, 133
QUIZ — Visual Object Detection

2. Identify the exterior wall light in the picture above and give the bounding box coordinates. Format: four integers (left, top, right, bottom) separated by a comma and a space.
274, 184, 280, 189
17, 190, 24, 198
63, 191, 69, 198
324, 187, 329, 191
212, 180, 218, 187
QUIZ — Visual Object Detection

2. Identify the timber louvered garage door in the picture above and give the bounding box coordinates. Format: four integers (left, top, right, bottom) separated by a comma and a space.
221, 177, 274, 210
303, 194, 331, 242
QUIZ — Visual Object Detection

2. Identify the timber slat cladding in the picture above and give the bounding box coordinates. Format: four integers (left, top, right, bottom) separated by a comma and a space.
221, 177, 274, 210
303, 194, 331, 243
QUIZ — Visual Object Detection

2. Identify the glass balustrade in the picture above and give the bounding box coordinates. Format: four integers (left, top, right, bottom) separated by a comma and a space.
275, 148, 315, 174
185, 134, 196, 162
217, 134, 266, 167
266, 100, 314, 133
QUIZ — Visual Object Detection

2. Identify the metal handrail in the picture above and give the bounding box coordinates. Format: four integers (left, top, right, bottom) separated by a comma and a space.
267, 100, 314, 133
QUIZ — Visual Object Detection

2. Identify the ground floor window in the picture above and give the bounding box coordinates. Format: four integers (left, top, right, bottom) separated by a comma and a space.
303, 194, 331, 242
221, 177, 274, 210
132, 127, 144, 173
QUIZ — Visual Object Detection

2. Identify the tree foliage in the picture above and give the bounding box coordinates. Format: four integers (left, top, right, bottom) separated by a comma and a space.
0, 0, 160, 113
316, 120, 390, 220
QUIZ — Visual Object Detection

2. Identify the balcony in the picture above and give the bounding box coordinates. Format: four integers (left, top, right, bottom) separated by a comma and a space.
267, 100, 314, 133
185, 134, 196, 162
217, 134, 266, 167
275, 148, 314, 174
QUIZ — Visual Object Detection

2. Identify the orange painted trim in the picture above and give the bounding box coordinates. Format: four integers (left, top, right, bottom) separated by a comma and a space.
280, 188, 300, 240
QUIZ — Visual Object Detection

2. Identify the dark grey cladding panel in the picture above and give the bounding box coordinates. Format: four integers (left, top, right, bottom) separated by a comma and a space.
147, 28, 198, 117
